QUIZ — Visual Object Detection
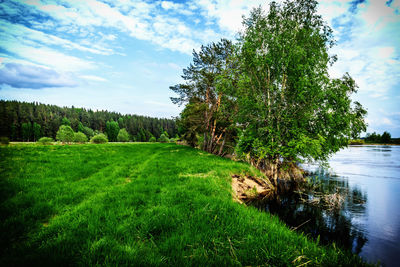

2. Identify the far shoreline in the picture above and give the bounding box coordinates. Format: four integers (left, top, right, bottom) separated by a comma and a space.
349, 143, 400, 146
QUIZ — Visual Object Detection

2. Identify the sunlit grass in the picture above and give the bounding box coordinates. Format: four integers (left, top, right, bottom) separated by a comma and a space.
0, 143, 369, 266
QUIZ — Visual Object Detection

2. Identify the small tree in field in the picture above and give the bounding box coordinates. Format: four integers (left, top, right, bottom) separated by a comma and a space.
149, 136, 156, 142
117, 128, 129, 142
106, 120, 120, 142
56, 125, 75, 143
158, 133, 169, 143
74, 132, 88, 143
38, 137, 53, 145
90, 133, 108, 144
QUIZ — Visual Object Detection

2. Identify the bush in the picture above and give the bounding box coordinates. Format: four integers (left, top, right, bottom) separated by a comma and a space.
158, 133, 169, 143
56, 125, 75, 143
117, 128, 129, 142
149, 136, 156, 142
90, 133, 108, 144
348, 139, 364, 145
0, 137, 10, 145
37, 137, 53, 145
74, 132, 88, 143
83, 126, 94, 138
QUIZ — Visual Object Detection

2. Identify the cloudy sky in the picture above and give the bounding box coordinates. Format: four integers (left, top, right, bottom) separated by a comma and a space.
0, 0, 399, 136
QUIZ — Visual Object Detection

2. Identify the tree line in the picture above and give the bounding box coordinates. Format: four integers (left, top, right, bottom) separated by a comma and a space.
364, 131, 394, 144
0, 100, 178, 142
170, 0, 367, 182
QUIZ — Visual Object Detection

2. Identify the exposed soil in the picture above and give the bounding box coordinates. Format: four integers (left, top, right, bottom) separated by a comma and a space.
231, 174, 275, 203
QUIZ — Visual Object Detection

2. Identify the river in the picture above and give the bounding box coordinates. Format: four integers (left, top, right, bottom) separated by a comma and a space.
260, 145, 400, 266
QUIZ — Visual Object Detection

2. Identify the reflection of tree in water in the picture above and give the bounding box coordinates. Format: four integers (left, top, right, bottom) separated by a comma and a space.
255, 168, 368, 254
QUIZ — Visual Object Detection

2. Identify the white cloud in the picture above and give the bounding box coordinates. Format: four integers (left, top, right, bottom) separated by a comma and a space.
161, 1, 180, 10
382, 117, 393, 126
0, 63, 77, 89
193, 0, 268, 33
378, 47, 395, 58
326, 0, 400, 101
80, 75, 107, 82
0, 20, 114, 56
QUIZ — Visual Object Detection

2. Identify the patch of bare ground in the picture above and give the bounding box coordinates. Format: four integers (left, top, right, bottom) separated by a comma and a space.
232, 174, 275, 203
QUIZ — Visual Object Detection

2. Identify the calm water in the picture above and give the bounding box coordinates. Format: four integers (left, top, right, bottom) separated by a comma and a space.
260, 145, 400, 266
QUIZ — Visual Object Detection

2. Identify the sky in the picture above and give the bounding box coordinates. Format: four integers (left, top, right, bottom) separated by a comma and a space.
0, 0, 399, 137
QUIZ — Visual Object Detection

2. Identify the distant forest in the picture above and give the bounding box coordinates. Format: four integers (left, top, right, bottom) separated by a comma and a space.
0, 100, 178, 141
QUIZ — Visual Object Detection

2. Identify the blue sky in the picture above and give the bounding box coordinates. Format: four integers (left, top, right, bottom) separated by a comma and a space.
0, 0, 399, 136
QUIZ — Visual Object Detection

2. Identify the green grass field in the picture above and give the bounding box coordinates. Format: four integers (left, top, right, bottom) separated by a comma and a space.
0, 143, 368, 266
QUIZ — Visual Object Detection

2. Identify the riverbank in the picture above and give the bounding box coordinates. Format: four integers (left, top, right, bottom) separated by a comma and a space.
0, 143, 370, 266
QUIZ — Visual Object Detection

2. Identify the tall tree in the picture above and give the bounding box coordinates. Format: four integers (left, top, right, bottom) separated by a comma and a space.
232, 0, 366, 182
381, 131, 391, 143
61, 117, 71, 126
21, 122, 32, 142
170, 39, 236, 154
33, 122, 41, 141
105, 120, 120, 142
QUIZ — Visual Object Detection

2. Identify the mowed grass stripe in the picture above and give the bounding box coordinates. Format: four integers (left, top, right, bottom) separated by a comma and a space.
0, 143, 369, 266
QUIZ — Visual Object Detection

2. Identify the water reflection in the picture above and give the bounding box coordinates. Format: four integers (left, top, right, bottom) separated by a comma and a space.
255, 145, 400, 266
254, 168, 368, 254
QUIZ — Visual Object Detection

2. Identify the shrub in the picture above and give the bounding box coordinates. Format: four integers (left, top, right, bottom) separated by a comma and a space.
0, 136, 10, 145
37, 137, 53, 145
149, 136, 156, 142
74, 132, 88, 143
348, 139, 365, 145
90, 133, 108, 144
117, 128, 129, 142
83, 126, 94, 138
158, 133, 169, 143
56, 125, 75, 143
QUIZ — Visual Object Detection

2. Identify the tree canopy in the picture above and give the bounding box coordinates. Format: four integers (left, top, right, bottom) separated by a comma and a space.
56, 125, 75, 143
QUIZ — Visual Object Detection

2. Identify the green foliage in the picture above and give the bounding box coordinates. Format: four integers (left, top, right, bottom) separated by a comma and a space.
381, 131, 391, 143
0, 144, 369, 266
170, 39, 236, 155
349, 139, 365, 145
90, 133, 108, 144
158, 133, 169, 143
162, 130, 169, 138
149, 136, 156, 142
0, 100, 178, 141
21, 122, 32, 141
37, 137, 53, 145
78, 122, 85, 133
56, 125, 75, 143
82, 126, 94, 138
106, 120, 120, 142
74, 132, 88, 143
365, 131, 392, 144
61, 117, 71, 126
117, 128, 129, 142
171, 0, 367, 173
230, 0, 366, 175
0, 136, 10, 145
33, 122, 41, 141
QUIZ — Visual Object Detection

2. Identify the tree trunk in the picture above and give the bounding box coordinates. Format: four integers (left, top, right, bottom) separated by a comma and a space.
218, 135, 226, 155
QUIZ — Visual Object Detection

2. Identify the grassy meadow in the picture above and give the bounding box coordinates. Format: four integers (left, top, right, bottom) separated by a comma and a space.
0, 143, 368, 266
